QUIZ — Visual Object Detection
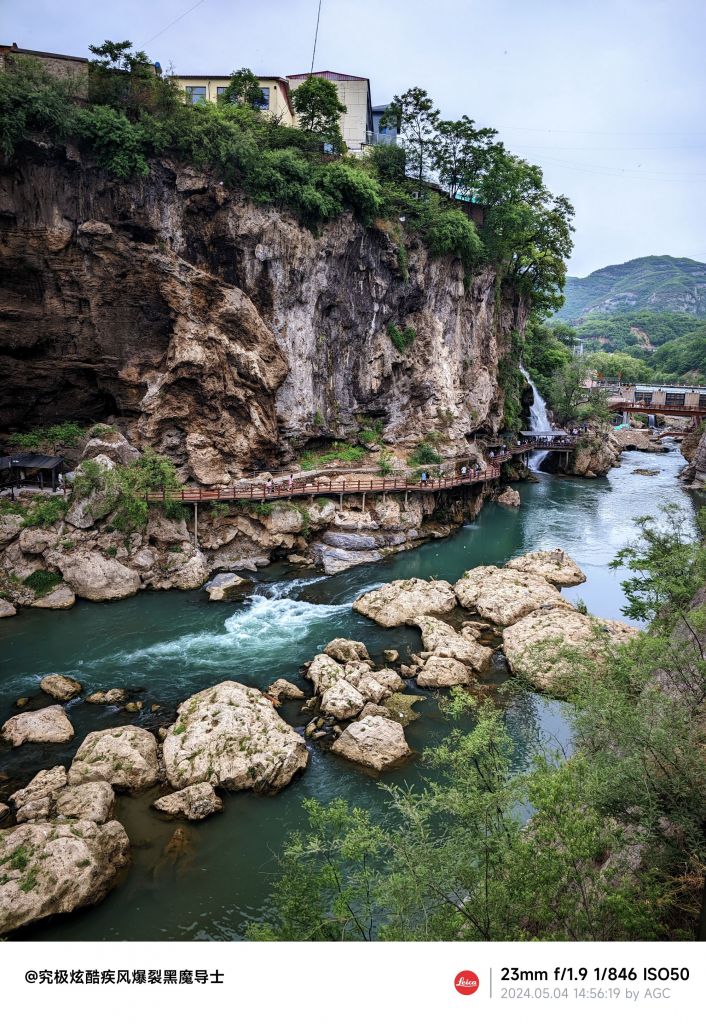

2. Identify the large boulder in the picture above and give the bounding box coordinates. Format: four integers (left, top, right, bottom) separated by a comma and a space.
505, 549, 586, 587
416, 655, 473, 688
31, 586, 76, 610
152, 783, 222, 821
204, 572, 248, 601
55, 782, 115, 824
39, 674, 82, 701
44, 549, 140, 601
0, 598, 16, 618
414, 615, 493, 672
353, 577, 457, 627
85, 688, 127, 705
82, 429, 140, 466
331, 717, 411, 771
68, 725, 160, 791
0, 514, 23, 548
320, 680, 366, 720
10, 766, 68, 823
152, 551, 210, 591
454, 566, 569, 626
323, 637, 372, 664
0, 818, 130, 936
503, 606, 638, 694
266, 679, 305, 701
162, 682, 309, 793
495, 486, 520, 507
1, 705, 74, 747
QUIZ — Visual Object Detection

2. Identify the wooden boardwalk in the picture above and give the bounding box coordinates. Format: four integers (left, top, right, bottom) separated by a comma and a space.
145, 439, 579, 505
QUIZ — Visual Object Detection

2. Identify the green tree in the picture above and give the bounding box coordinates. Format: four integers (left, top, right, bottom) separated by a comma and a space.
382, 87, 439, 185
87, 40, 178, 119
548, 356, 589, 422
432, 115, 499, 200
218, 68, 265, 109
293, 76, 346, 149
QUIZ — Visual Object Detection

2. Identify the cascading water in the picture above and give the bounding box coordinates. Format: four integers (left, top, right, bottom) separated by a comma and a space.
521, 366, 553, 470
648, 414, 656, 429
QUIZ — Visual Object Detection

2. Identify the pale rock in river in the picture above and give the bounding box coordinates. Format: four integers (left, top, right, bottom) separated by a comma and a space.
10, 766, 68, 823
39, 673, 83, 701
267, 679, 305, 701
323, 637, 372, 665
44, 548, 140, 601
163, 681, 308, 793
1, 705, 74, 747
85, 688, 127, 705
503, 606, 638, 694
55, 782, 115, 824
0, 818, 130, 936
31, 585, 76, 609
68, 725, 160, 791
454, 566, 570, 627
416, 655, 473, 688
495, 486, 520, 507
0, 598, 16, 617
414, 615, 493, 672
505, 549, 586, 587
353, 577, 457, 627
332, 717, 411, 771
320, 679, 366, 720
152, 782, 223, 821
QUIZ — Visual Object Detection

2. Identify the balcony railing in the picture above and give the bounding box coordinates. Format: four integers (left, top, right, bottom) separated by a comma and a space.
365, 130, 397, 146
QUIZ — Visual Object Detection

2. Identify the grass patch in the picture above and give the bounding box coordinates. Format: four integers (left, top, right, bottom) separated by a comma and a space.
299, 443, 365, 471
387, 323, 416, 354
24, 569, 63, 597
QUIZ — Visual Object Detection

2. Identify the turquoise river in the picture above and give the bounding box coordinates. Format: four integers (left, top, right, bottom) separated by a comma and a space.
0, 444, 700, 940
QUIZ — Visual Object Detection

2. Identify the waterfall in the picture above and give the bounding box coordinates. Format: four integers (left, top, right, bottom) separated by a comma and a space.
648, 414, 655, 429
521, 366, 552, 470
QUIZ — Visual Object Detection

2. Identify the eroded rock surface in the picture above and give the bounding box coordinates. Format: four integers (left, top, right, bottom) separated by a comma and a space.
505, 549, 586, 587
331, 717, 411, 771
39, 674, 83, 701
152, 782, 223, 821
0, 818, 130, 936
503, 606, 638, 693
68, 725, 160, 791
163, 681, 308, 793
353, 578, 457, 627
1, 705, 74, 747
454, 566, 569, 626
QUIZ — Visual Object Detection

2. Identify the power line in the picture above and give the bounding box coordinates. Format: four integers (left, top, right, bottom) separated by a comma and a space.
497, 124, 706, 137
142, 0, 209, 49
310, 0, 323, 74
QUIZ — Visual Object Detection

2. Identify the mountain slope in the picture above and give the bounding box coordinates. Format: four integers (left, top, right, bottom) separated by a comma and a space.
560, 255, 706, 322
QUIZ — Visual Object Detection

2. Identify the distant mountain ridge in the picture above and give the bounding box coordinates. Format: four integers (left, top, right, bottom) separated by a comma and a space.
559, 256, 706, 322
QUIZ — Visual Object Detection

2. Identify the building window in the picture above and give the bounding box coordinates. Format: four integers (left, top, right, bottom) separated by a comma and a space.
699, 394, 706, 408
185, 86, 207, 104
635, 391, 653, 404
216, 86, 226, 98
255, 87, 269, 110
665, 392, 685, 407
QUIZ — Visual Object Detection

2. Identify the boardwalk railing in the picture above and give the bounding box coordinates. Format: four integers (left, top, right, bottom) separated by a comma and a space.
146, 466, 503, 504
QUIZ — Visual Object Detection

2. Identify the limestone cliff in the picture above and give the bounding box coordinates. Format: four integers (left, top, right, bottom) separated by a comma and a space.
0, 142, 526, 484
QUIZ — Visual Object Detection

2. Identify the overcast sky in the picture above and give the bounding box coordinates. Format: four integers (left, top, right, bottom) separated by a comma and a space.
4, 0, 705, 276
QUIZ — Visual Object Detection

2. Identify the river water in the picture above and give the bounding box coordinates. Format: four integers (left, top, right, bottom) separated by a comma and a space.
0, 443, 699, 940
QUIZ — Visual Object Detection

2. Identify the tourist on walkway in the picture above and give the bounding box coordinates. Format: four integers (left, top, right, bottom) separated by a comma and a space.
461, 465, 467, 479
421, 470, 428, 486
288, 473, 293, 491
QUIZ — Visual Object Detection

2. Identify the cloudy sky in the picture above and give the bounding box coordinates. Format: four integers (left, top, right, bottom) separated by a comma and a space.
5, 0, 705, 276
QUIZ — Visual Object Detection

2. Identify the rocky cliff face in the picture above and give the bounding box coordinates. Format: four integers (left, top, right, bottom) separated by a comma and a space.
0, 143, 526, 484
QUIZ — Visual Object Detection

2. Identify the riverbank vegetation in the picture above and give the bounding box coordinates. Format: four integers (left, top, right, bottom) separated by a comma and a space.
250, 507, 706, 941
0, 40, 572, 313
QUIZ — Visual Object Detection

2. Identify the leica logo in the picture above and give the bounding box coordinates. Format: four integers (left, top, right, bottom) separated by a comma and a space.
454, 970, 480, 995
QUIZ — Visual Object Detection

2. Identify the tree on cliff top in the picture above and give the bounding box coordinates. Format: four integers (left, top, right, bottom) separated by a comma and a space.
381, 87, 439, 185
293, 76, 346, 150
218, 68, 265, 109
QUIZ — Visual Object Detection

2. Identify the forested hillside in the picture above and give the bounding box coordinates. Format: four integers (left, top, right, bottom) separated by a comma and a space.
561, 255, 706, 321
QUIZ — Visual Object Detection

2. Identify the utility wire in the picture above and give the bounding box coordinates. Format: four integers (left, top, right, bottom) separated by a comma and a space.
142, 0, 209, 48
310, 0, 323, 74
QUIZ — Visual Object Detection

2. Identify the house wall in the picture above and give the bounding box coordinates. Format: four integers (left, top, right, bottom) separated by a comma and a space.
288, 75, 372, 151
174, 76, 294, 123
0, 44, 88, 97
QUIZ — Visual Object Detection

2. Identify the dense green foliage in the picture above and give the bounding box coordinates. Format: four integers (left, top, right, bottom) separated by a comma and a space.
292, 75, 346, 151
523, 318, 573, 394
298, 443, 366, 471
561, 256, 706, 322
249, 509, 706, 941
0, 42, 572, 303
24, 569, 63, 597
20, 496, 68, 527
387, 323, 416, 354
7, 421, 85, 452
72, 449, 183, 533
